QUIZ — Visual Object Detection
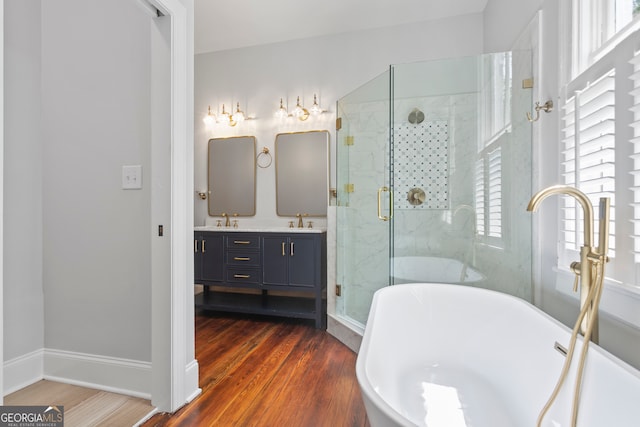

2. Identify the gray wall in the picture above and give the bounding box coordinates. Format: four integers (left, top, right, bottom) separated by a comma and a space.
4, 0, 45, 362
40, 0, 152, 360
484, 0, 640, 369
4, 0, 153, 368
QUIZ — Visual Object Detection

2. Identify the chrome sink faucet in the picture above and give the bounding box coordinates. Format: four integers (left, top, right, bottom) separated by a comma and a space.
526, 185, 610, 342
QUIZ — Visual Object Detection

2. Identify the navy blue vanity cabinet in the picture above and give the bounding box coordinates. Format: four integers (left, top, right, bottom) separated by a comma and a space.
194, 231, 224, 282
195, 230, 326, 329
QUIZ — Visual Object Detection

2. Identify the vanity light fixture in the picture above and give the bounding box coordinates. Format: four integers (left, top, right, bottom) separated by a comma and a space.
275, 95, 324, 121
206, 102, 254, 127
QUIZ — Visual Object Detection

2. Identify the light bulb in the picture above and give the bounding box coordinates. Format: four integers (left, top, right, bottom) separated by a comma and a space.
220, 104, 230, 125
310, 94, 322, 115
275, 98, 288, 119
233, 102, 245, 123
203, 105, 216, 126
292, 96, 304, 117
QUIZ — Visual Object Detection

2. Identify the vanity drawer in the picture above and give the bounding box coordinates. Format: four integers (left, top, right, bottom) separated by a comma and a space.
226, 268, 261, 284
226, 251, 261, 267
226, 235, 260, 250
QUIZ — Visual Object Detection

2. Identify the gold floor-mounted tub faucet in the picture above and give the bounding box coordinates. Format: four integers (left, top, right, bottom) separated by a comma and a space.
527, 184, 610, 427
527, 184, 610, 342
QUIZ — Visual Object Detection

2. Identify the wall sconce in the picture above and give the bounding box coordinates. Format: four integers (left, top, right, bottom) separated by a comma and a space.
204, 102, 253, 127
275, 94, 324, 121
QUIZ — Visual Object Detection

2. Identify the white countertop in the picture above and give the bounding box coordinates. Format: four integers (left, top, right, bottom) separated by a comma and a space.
194, 225, 326, 233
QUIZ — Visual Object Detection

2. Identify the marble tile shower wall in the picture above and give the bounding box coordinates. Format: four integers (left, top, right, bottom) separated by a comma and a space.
392, 94, 477, 261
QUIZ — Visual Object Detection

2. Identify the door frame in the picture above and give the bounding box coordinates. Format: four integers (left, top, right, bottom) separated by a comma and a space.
140, 0, 199, 412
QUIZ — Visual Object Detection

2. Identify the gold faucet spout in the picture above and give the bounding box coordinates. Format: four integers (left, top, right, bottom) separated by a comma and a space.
527, 185, 594, 248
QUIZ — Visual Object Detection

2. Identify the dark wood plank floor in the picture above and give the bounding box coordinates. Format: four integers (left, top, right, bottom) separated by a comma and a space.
142, 312, 370, 427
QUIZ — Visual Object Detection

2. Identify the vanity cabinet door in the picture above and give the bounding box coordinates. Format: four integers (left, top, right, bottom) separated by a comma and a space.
195, 232, 224, 282
287, 236, 317, 288
262, 234, 319, 288
262, 235, 289, 286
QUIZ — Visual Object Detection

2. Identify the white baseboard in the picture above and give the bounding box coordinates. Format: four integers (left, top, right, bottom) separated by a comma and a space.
184, 359, 201, 403
3, 349, 44, 395
3, 347, 152, 399
44, 349, 152, 399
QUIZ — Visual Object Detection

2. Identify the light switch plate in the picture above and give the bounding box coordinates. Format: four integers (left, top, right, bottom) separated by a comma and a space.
122, 165, 142, 189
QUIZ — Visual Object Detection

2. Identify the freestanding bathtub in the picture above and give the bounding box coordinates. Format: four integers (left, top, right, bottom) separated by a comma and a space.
356, 283, 640, 426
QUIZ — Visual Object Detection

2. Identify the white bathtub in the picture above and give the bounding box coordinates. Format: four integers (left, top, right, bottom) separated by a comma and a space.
392, 256, 484, 284
356, 283, 640, 427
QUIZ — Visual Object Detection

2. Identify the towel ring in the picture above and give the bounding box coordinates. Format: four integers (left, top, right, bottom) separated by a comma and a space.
257, 147, 273, 168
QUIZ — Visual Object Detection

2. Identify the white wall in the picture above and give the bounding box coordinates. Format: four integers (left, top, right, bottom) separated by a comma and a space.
4, 0, 45, 362
194, 13, 485, 228
484, 0, 640, 370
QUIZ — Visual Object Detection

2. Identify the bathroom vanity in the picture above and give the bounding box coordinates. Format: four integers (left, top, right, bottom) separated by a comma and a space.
194, 227, 327, 328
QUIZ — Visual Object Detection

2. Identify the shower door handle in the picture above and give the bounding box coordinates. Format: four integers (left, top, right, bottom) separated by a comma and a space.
377, 186, 393, 221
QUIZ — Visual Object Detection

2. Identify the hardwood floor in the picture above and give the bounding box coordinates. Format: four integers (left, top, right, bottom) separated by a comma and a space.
143, 311, 370, 427
4, 380, 153, 427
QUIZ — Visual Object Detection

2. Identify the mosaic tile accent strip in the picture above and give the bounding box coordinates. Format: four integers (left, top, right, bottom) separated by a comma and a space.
393, 120, 449, 210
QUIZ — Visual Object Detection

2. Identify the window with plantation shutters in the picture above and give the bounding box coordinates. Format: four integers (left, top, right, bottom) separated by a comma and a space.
475, 160, 486, 236
488, 147, 502, 238
474, 53, 510, 246
557, 0, 640, 328
561, 69, 616, 258
474, 146, 502, 244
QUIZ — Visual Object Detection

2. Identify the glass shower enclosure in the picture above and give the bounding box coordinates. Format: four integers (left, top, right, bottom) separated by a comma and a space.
335, 52, 533, 327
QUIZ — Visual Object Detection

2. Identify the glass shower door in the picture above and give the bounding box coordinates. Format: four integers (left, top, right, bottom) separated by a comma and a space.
335, 69, 393, 327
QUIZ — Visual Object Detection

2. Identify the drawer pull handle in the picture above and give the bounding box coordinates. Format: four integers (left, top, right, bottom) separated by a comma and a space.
234, 274, 251, 279
290, 242, 295, 256
234, 257, 251, 261
234, 240, 251, 245
202, 240, 206, 253
194, 239, 198, 253
281, 242, 286, 256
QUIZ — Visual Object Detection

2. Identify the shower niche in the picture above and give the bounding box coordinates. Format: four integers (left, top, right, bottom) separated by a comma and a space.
335, 52, 533, 326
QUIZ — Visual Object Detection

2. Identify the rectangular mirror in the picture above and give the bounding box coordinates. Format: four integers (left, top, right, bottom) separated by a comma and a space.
208, 136, 256, 216
275, 130, 329, 217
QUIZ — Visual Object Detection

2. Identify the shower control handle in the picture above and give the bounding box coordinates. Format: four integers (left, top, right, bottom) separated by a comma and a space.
377, 186, 393, 221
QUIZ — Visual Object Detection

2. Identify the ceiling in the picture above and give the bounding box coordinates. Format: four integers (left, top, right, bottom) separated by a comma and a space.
194, 0, 488, 54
